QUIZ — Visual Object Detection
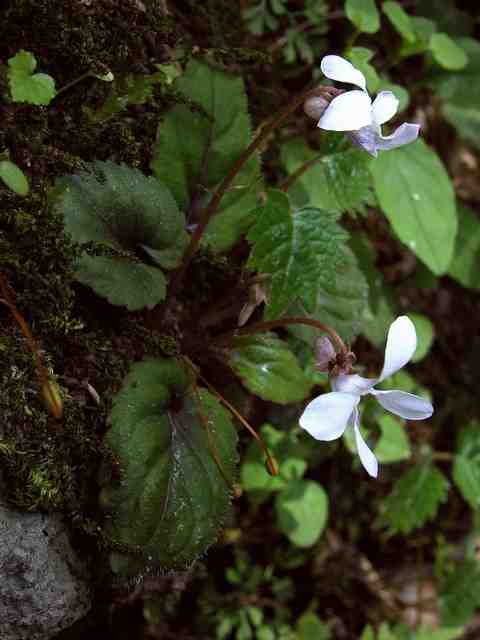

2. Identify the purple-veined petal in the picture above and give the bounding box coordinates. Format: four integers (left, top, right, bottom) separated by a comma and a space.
379, 315, 417, 381
351, 409, 378, 478
299, 392, 359, 441
371, 91, 399, 126
370, 389, 433, 420
332, 373, 377, 395
317, 90, 372, 132
376, 123, 420, 151
346, 126, 378, 157
321, 55, 367, 91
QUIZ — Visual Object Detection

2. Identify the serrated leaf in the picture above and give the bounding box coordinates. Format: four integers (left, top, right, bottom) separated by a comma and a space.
430, 33, 468, 70
440, 558, 480, 626
7, 50, 56, 105
57, 161, 188, 310
374, 414, 411, 463
380, 462, 449, 534
151, 59, 261, 252
453, 421, 480, 509
228, 333, 312, 403
280, 137, 372, 214
383, 2, 415, 43
0, 160, 29, 196
371, 140, 457, 275
247, 190, 348, 319
286, 245, 369, 345
345, 0, 380, 33
409, 313, 434, 362
102, 358, 238, 574
241, 424, 307, 494
448, 204, 480, 290
275, 479, 328, 547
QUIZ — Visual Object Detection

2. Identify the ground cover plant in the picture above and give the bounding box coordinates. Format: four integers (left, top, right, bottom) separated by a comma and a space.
1, 0, 480, 638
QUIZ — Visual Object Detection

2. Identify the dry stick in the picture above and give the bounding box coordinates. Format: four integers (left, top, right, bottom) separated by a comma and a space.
0, 274, 63, 419
214, 316, 348, 355
166, 86, 318, 305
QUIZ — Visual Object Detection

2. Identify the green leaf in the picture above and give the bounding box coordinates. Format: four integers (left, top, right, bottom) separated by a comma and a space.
383, 2, 415, 43
57, 161, 188, 310
400, 17, 437, 58
296, 612, 331, 640
102, 358, 238, 574
286, 245, 369, 344
380, 462, 449, 534
241, 424, 307, 494
275, 479, 328, 547
345, 0, 380, 33
228, 333, 312, 403
151, 59, 261, 253
415, 628, 463, 640
448, 204, 480, 290
0, 160, 29, 196
453, 421, 480, 510
7, 50, 56, 105
280, 137, 372, 214
374, 414, 411, 463
430, 33, 468, 70
371, 140, 457, 275
247, 190, 348, 319
440, 558, 480, 626
409, 313, 435, 362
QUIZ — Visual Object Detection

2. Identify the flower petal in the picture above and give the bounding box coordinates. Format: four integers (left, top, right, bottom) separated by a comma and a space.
379, 315, 417, 381
371, 91, 399, 126
376, 122, 420, 151
321, 55, 367, 91
352, 409, 378, 478
317, 90, 373, 131
299, 392, 359, 441
332, 373, 377, 395
346, 126, 378, 157
371, 389, 433, 420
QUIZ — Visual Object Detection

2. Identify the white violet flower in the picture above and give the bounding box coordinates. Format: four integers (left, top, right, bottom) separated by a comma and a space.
299, 316, 433, 478
317, 55, 420, 156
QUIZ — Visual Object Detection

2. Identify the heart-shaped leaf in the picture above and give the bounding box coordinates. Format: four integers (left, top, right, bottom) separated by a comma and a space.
8, 50, 56, 105
275, 479, 328, 547
151, 59, 261, 252
227, 332, 312, 403
102, 358, 238, 575
57, 161, 188, 310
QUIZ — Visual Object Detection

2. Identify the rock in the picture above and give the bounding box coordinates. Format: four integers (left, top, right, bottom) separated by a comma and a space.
0, 504, 92, 640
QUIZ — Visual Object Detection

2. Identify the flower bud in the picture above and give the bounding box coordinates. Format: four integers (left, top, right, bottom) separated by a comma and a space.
303, 95, 329, 120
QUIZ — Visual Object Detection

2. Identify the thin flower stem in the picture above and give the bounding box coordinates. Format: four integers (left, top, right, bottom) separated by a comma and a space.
54, 72, 93, 98
166, 85, 318, 304
279, 152, 323, 192
214, 316, 348, 354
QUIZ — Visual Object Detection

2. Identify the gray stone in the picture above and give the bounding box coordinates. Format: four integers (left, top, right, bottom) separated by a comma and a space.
0, 504, 92, 640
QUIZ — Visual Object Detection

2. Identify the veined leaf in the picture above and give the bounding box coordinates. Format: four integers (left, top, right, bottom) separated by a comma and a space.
379, 462, 449, 534
247, 190, 348, 319
440, 558, 480, 626
280, 137, 372, 214
374, 414, 411, 464
371, 140, 457, 275
228, 333, 312, 403
102, 358, 238, 574
57, 161, 188, 310
453, 421, 480, 510
151, 59, 261, 252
